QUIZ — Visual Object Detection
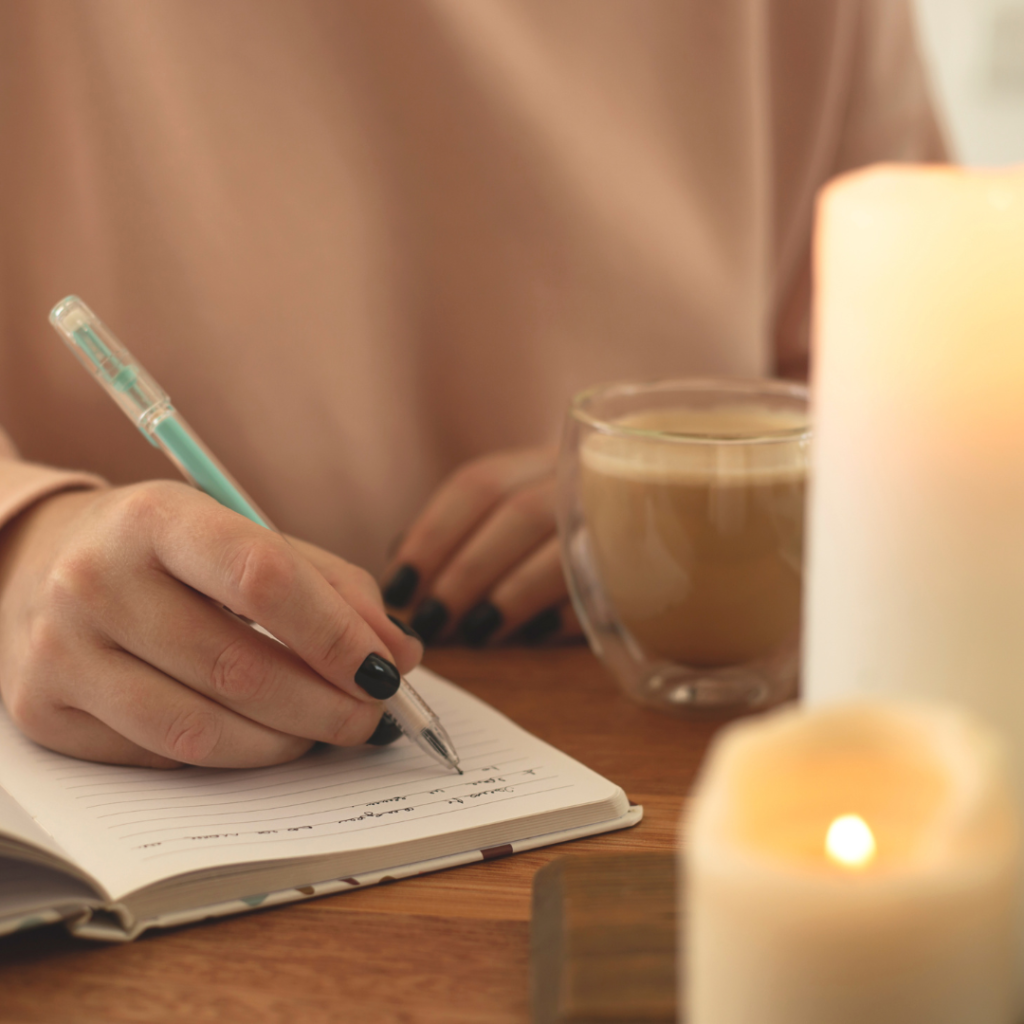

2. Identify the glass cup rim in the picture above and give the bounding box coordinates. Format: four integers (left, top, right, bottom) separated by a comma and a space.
569, 376, 810, 446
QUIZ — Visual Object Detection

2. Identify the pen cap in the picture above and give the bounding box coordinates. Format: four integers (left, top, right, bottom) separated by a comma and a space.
49, 296, 171, 431
50, 295, 276, 530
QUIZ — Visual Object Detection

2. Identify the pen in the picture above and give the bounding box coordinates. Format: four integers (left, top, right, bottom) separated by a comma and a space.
49, 295, 461, 775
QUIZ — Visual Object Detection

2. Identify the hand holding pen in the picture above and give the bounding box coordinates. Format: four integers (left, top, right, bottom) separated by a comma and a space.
0, 297, 457, 772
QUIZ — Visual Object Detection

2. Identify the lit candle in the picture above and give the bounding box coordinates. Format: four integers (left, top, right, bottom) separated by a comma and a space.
803, 165, 1024, 790
684, 702, 1019, 1024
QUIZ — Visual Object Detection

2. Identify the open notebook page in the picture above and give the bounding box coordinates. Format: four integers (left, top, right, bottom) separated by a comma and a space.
0, 668, 626, 901
0, 786, 68, 864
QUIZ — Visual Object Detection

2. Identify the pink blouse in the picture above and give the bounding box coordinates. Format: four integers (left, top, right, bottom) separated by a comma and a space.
0, 0, 944, 573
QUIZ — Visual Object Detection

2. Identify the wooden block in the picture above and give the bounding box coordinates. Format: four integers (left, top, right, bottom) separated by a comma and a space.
530, 852, 680, 1024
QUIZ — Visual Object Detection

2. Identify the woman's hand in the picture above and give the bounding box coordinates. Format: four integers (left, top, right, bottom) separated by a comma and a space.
380, 446, 581, 646
0, 481, 422, 768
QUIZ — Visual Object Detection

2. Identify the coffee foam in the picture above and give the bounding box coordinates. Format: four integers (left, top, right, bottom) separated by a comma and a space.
580, 405, 809, 484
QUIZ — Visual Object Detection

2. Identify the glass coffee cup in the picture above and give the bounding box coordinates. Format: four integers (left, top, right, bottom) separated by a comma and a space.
557, 378, 810, 713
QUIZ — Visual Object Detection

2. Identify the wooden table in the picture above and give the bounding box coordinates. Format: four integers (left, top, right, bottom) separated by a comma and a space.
0, 646, 724, 1024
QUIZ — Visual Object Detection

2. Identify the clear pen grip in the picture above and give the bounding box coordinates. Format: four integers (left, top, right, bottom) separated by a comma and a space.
383, 679, 435, 737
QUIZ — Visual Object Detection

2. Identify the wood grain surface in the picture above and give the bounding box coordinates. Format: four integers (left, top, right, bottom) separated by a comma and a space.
0, 645, 727, 1024
531, 852, 678, 1024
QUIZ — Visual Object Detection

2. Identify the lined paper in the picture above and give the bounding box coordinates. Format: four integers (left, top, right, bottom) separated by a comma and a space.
0, 668, 622, 900
0, 784, 65, 860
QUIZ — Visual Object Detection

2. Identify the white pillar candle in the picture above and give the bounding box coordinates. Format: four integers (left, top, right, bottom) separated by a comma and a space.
684, 702, 1019, 1024
803, 165, 1024, 793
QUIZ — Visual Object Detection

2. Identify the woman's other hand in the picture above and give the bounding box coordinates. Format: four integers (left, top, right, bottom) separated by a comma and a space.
380, 447, 582, 647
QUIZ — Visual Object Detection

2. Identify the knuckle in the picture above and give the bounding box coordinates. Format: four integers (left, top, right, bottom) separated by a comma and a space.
107, 482, 175, 536
24, 611, 68, 668
44, 547, 109, 609
209, 637, 273, 702
4, 660, 69, 746
164, 708, 224, 764
225, 540, 297, 617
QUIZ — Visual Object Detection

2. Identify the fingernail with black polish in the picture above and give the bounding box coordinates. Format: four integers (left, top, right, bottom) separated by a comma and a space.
410, 597, 449, 644
459, 601, 504, 648
366, 712, 404, 746
518, 606, 562, 645
354, 653, 402, 699
382, 564, 420, 608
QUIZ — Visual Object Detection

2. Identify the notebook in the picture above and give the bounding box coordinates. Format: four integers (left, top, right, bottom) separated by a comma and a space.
0, 667, 640, 941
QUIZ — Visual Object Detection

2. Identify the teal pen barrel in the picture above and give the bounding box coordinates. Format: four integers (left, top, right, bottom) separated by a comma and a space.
153, 416, 272, 529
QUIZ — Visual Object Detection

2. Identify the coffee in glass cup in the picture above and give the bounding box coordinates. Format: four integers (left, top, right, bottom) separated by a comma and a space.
558, 379, 809, 712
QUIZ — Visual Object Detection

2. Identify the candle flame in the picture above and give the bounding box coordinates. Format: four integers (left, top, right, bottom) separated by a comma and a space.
825, 814, 876, 870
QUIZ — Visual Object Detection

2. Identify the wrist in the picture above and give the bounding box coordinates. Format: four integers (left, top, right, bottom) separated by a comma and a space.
0, 487, 105, 601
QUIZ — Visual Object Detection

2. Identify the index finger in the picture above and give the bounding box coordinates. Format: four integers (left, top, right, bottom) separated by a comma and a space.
138, 486, 402, 704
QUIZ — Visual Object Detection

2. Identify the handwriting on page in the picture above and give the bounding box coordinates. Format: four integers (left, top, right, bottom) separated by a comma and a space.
0, 671, 607, 898
45, 715, 570, 863
122, 765, 553, 856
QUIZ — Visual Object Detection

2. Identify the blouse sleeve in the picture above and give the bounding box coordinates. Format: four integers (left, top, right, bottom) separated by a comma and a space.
0, 425, 107, 532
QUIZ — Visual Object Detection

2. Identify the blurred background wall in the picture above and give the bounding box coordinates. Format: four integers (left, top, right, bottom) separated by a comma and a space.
914, 0, 1024, 164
